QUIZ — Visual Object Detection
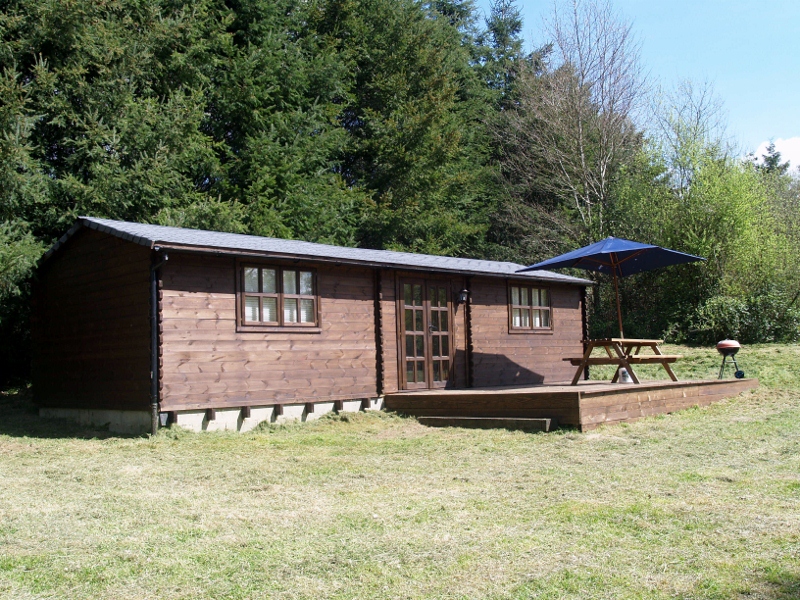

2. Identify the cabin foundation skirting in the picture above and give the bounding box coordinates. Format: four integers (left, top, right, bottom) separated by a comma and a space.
39, 408, 151, 435
42, 399, 383, 434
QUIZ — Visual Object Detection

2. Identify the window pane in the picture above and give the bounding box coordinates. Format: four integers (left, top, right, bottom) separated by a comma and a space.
416, 361, 425, 383
299, 271, 313, 295
433, 361, 440, 381
432, 337, 440, 356
512, 308, 521, 328
300, 299, 315, 323
262, 297, 277, 323
404, 284, 412, 306
520, 309, 531, 328
405, 309, 413, 331
415, 310, 423, 331
244, 268, 259, 293
534, 309, 541, 328
539, 289, 548, 307
439, 288, 446, 307
244, 296, 260, 322
407, 361, 415, 383
441, 360, 450, 380
413, 285, 422, 306
540, 310, 550, 328
441, 336, 449, 357
284, 298, 298, 323
415, 335, 424, 357
440, 311, 448, 332
406, 335, 414, 358
262, 269, 277, 293
520, 287, 529, 306
283, 270, 297, 294
511, 286, 520, 305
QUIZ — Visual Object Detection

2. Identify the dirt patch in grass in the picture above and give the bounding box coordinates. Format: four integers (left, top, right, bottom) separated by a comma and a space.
1, 346, 800, 599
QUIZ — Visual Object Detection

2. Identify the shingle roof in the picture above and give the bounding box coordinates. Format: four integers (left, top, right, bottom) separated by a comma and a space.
43, 217, 592, 285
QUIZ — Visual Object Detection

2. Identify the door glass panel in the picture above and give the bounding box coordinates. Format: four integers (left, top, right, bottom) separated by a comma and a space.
244, 268, 259, 293
406, 336, 414, 358
262, 297, 277, 322
284, 298, 298, 323
404, 284, 412, 305
416, 361, 425, 383
430, 311, 439, 331
299, 271, 313, 295
407, 361, 415, 383
439, 288, 446, 307
262, 269, 277, 293
415, 310, 423, 331
441, 360, 450, 380
244, 296, 260, 321
429, 286, 436, 306
511, 286, 519, 305
413, 285, 422, 306
441, 336, 449, 357
432, 337, 440, 356
415, 335, 424, 357
433, 361, 440, 381
440, 311, 448, 332
405, 309, 413, 331
283, 270, 297, 294
299, 299, 315, 323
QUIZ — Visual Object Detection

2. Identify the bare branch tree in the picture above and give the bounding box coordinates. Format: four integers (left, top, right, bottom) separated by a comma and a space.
649, 79, 730, 197
495, 0, 646, 245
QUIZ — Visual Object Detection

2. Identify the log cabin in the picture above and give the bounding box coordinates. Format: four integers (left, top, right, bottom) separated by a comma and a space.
31, 217, 592, 433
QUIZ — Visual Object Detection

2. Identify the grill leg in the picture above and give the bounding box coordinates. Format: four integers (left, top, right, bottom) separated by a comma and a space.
718, 356, 728, 379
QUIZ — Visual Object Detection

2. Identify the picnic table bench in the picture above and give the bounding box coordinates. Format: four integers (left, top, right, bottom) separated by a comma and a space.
565, 338, 682, 385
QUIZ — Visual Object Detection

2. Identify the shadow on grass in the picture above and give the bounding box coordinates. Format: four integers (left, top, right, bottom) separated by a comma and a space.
760, 567, 800, 600
0, 387, 145, 440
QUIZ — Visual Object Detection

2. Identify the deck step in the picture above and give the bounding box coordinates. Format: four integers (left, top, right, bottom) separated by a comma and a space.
417, 416, 555, 432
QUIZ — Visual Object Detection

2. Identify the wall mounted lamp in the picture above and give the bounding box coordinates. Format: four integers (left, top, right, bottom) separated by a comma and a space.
457, 289, 470, 305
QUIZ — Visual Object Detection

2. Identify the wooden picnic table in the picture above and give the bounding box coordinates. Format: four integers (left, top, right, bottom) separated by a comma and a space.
565, 338, 682, 385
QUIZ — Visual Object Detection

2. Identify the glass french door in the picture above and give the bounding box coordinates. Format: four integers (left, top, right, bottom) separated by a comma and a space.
400, 280, 452, 389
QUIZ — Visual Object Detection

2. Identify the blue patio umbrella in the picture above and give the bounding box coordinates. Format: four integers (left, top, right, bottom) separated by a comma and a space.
518, 237, 705, 338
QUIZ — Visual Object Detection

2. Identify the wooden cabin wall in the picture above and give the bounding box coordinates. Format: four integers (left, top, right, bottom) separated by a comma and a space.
469, 278, 584, 386
159, 254, 379, 410
31, 229, 152, 410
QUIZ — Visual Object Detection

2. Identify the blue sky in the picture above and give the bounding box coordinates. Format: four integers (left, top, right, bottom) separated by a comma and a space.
475, 0, 800, 167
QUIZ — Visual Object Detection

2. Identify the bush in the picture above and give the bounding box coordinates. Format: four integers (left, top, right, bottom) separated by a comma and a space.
689, 289, 800, 344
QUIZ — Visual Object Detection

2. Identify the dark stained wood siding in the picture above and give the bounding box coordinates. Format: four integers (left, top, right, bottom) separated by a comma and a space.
469, 277, 583, 386
159, 253, 379, 410
31, 229, 152, 410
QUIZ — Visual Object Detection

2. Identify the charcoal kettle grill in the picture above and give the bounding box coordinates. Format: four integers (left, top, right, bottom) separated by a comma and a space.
717, 339, 745, 379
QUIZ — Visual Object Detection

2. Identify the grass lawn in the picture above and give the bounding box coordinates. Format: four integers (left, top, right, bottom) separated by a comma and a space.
1, 344, 799, 599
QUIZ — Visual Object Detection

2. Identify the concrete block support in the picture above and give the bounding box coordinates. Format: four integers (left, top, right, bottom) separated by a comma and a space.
39, 408, 151, 434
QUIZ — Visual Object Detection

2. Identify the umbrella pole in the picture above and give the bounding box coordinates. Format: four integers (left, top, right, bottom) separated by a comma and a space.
612, 258, 624, 339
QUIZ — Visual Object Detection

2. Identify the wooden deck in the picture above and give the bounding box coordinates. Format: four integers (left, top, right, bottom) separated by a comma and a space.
385, 378, 759, 431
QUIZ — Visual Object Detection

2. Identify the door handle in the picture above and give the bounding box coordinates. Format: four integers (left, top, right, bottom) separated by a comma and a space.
429, 324, 437, 332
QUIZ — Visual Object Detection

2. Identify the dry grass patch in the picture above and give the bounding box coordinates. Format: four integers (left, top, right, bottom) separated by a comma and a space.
1, 344, 800, 599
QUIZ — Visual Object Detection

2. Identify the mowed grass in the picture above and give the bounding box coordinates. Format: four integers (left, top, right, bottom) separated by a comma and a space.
1, 345, 799, 599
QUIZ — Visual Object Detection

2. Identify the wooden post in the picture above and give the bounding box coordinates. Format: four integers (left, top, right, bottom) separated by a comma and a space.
611, 253, 624, 339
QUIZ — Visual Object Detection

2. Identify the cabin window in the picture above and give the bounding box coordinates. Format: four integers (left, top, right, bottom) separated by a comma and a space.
509, 284, 551, 331
240, 266, 317, 327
